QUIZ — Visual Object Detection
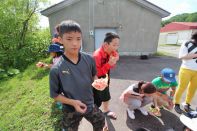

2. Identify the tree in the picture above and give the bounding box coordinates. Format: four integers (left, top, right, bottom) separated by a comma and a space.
186, 12, 197, 22
0, 0, 50, 70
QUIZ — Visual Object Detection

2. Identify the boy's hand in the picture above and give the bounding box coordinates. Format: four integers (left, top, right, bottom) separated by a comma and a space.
162, 94, 170, 102
111, 51, 119, 61
73, 100, 87, 114
108, 56, 118, 66
108, 51, 119, 66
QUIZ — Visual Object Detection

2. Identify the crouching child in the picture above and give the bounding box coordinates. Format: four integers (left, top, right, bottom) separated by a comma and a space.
120, 81, 156, 119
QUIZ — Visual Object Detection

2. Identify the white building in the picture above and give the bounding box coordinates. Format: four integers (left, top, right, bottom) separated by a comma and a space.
159, 22, 197, 45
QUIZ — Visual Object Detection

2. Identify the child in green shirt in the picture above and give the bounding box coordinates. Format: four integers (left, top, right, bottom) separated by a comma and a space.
150, 68, 178, 116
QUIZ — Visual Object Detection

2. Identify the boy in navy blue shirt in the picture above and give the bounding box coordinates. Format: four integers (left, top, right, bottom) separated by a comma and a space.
49, 20, 105, 131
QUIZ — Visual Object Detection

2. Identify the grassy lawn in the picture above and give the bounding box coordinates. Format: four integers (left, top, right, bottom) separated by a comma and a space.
157, 44, 180, 57
0, 60, 62, 130
154, 51, 176, 57
158, 44, 180, 47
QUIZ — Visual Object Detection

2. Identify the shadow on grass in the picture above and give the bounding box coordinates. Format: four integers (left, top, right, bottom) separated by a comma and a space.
31, 69, 49, 80
0, 84, 11, 95
50, 102, 63, 131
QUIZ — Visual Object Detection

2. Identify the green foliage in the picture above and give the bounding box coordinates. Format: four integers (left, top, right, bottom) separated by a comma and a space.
0, 68, 20, 79
0, 0, 51, 71
0, 59, 62, 130
161, 12, 197, 27
0, 69, 8, 79
7, 68, 20, 76
185, 13, 197, 22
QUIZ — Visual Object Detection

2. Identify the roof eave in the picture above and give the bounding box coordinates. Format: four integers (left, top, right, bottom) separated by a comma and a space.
131, 0, 170, 18
41, 0, 80, 17
41, 0, 170, 18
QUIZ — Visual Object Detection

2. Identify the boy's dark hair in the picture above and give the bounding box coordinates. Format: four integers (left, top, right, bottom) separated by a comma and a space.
191, 31, 197, 43
137, 81, 156, 94
53, 33, 59, 38
55, 24, 60, 35
104, 32, 120, 43
58, 20, 82, 37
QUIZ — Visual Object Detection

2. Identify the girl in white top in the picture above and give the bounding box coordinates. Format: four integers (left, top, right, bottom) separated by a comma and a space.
174, 32, 197, 114
120, 81, 156, 119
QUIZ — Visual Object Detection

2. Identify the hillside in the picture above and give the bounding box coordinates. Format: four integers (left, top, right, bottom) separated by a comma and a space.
162, 12, 197, 27
0, 60, 62, 130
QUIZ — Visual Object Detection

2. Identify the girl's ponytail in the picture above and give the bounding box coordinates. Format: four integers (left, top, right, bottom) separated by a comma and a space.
138, 81, 146, 89
135, 81, 146, 93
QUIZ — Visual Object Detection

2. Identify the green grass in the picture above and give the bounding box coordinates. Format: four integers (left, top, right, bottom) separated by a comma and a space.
159, 44, 180, 47
153, 51, 177, 57
154, 51, 177, 57
0, 59, 62, 131
154, 51, 170, 56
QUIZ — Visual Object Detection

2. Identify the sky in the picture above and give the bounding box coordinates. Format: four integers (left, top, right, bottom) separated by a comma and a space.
39, 0, 197, 27
147, 0, 197, 18
39, 0, 63, 28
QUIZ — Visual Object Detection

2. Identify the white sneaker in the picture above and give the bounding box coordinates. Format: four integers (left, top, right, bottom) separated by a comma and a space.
138, 107, 148, 116
127, 108, 135, 119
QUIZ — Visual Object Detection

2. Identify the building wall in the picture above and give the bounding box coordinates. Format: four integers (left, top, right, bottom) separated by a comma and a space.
47, 0, 162, 55
117, 0, 161, 55
159, 29, 196, 45
158, 32, 167, 45
48, 0, 92, 51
